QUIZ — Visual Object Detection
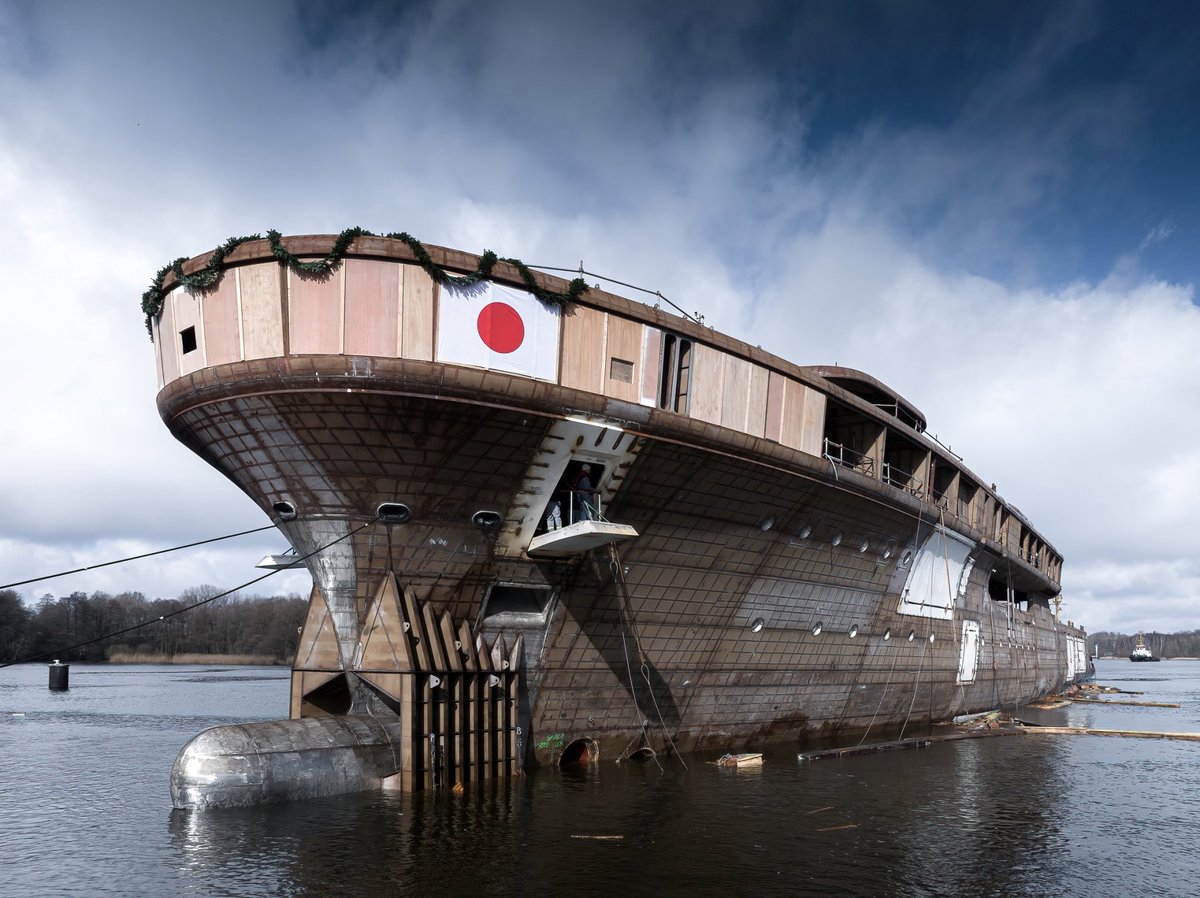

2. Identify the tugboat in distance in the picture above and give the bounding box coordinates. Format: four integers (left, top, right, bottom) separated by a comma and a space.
1130, 634, 1161, 662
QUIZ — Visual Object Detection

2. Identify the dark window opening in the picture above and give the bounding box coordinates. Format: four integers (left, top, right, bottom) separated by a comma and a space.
482, 585, 552, 618
658, 334, 692, 413
300, 673, 352, 716
883, 430, 929, 497
958, 479, 979, 526
987, 576, 1029, 609
825, 375, 924, 431
932, 463, 957, 505
994, 508, 1009, 543
180, 326, 197, 354
823, 399, 882, 476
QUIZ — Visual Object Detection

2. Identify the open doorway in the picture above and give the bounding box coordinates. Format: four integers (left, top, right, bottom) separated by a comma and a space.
538, 460, 607, 534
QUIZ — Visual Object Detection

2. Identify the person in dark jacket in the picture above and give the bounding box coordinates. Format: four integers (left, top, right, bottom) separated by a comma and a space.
573, 464, 596, 522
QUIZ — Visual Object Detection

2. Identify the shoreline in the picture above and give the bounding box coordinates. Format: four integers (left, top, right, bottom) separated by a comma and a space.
104, 652, 290, 666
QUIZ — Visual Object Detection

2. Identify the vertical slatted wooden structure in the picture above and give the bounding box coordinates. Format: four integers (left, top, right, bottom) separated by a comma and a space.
291, 572, 521, 791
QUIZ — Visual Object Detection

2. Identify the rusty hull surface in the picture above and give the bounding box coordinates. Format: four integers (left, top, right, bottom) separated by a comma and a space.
159, 355, 1087, 770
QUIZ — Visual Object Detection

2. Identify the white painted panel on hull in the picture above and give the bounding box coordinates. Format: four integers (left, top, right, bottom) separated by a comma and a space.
957, 619, 981, 684
898, 526, 975, 620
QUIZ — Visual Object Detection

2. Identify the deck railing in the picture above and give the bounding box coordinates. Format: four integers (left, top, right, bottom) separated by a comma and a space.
543, 490, 608, 532
824, 438, 876, 477
882, 461, 926, 498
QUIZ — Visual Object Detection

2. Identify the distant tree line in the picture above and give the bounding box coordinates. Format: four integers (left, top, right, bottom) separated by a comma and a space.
0, 587, 307, 664
1090, 631, 1200, 659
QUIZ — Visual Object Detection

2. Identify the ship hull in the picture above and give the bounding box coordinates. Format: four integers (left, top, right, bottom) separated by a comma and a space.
149, 233, 1090, 794
160, 355, 1090, 767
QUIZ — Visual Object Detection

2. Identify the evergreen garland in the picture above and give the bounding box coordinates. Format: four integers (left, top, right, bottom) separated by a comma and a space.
141, 227, 589, 338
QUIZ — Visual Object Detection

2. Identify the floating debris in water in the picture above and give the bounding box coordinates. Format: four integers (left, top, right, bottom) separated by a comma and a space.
713, 752, 763, 768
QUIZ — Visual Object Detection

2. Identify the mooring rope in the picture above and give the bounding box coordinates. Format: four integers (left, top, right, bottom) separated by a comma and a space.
0, 524, 278, 590
588, 551, 655, 767
856, 639, 903, 747
0, 520, 375, 669
605, 545, 689, 770
898, 632, 931, 741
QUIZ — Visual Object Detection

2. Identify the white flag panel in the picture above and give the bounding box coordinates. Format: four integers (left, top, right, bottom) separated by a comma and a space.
436, 280, 560, 381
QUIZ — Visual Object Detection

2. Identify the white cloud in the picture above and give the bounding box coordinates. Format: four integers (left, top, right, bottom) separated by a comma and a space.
750, 215, 1200, 631
0, 1, 1196, 637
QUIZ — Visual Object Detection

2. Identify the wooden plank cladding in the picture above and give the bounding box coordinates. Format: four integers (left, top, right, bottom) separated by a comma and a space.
155, 254, 868, 466
200, 274, 241, 368
288, 267, 344, 354
239, 264, 284, 360
560, 304, 605, 392
159, 260, 435, 368
344, 260, 400, 357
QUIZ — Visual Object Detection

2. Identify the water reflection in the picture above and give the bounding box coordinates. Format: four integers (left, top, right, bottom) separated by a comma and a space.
164, 739, 1084, 898
168, 783, 528, 896
7, 661, 1200, 897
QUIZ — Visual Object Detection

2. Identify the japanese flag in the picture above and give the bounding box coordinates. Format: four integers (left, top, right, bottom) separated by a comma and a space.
436, 280, 560, 381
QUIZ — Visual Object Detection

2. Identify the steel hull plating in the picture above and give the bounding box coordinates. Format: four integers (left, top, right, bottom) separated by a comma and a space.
160, 356, 1090, 768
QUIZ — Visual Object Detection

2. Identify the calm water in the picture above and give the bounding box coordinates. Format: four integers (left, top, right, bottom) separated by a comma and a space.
3, 659, 1199, 897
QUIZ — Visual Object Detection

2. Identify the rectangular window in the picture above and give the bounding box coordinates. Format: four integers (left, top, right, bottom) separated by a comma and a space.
658, 334, 693, 413
180, 326, 198, 354
480, 584, 553, 623
609, 357, 634, 383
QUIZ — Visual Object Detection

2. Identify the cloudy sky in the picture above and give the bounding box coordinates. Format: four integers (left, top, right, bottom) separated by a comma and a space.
1, 1, 1197, 634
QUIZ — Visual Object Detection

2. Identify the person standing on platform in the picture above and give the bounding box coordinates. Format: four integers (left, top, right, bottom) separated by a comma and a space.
544, 496, 562, 531
574, 464, 597, 522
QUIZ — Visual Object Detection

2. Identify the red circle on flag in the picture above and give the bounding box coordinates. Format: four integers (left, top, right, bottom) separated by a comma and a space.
476, 302, 525, 354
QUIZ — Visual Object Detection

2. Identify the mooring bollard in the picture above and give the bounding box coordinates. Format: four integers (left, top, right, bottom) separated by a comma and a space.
48, 660, 69, 691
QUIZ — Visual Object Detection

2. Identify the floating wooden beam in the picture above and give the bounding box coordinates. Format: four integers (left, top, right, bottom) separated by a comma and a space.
800, 724, 1200, 761
1023, 726, 1200, 741
1067, 697, 1180, 708
799, 729, 1013, 760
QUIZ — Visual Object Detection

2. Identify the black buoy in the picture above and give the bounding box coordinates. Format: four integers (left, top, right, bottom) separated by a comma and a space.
48, 660, 69, 691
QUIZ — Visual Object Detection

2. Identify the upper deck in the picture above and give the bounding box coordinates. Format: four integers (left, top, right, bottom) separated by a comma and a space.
149, 232, 1062, 590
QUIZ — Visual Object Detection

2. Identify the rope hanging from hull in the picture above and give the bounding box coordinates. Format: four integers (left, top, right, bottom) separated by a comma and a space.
602, 543, 687, 770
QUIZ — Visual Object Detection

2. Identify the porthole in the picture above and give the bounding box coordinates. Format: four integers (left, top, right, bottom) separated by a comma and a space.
831, 533, 843, 547
750, 618, 765, 633
377, 502, 411, 523
848, 624, 859, 638
272, 500, 297, 521
883, 628, 892, 641
759, 515, 775, 532
798, 525, 812, 539
907, 629, 916, 642
900, 549, 913, 566
858, 539, 869, 553
928, 633, 936, 643
880, 544, 894, 561
811, 622, 824, 636
472, 510, 503, 530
